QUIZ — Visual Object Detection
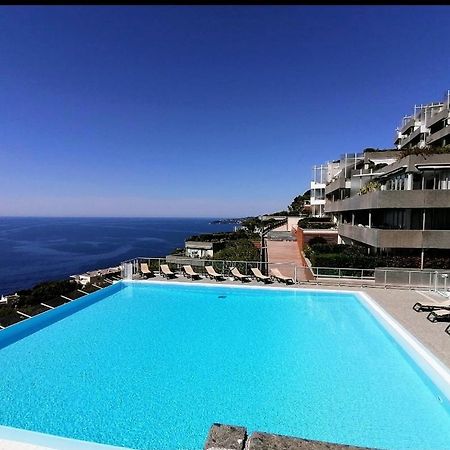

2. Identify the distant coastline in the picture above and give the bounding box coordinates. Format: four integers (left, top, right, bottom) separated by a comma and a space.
0, 216, 234, 295
209, 217, 250, 225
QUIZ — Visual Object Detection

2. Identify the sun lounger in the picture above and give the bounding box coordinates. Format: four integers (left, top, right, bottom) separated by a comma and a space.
270, 268, 294, 285
160, 264, 176, 279
413, 298, 450, 312
205, 265, 226, 281
230, 267, 251, 282
183, 265, 201, 280
427, 309, 450, 323
140, 263, 155, 278
250, 267, 272, 284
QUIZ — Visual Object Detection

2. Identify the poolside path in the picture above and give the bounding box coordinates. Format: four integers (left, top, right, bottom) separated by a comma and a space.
265, 224, 314, 281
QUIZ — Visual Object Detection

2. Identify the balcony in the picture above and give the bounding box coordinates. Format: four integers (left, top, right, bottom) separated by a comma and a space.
310, 181, 326, 189
399, 125, 428, 148
310, 198, 325, 206
426, 107, 449, 128
325, 189, 450, 213
399, 117, 416, 135
338, 224, 450, 249
394, 130, 404, 144
324, 176, 347, 195
427, 125, 450, 145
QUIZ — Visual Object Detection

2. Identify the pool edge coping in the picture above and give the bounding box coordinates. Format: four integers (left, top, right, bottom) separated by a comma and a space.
0, 425, 132, 450
357, 290, 450, 402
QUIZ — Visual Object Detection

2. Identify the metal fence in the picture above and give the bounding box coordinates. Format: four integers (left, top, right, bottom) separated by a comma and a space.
312, 266, 450, 291
120, 257, 450, 291
121, 257, 299, 281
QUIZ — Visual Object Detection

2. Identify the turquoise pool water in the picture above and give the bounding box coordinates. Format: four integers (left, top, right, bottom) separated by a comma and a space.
0, 282, 449, 450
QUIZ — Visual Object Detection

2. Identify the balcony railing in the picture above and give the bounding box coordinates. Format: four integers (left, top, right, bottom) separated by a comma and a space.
325, 189, 450, 213
338, 224, 450, 249
426, 107, 449, 128
426, 125, 450, 144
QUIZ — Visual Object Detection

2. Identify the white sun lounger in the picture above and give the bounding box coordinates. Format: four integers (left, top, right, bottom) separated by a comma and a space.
205, 265, 225, 281
183, 265, 201, 280
160, 264, 176, 279
270, 268, 294, 285
413, 298, 450, 312
250, 267, 272, 284
140, 263, 154, 278
427, 309, 450, 323
230, 267, 251, 282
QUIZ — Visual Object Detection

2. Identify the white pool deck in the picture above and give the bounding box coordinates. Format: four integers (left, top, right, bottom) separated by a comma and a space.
0, 442, 52, 450
1, 277, 449, 450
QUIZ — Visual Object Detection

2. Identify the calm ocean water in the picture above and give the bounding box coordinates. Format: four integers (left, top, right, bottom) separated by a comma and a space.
0, 217, 234, 295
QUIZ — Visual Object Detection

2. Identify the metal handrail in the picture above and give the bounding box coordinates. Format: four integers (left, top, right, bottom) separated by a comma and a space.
121, 257, 449, 291
122, 257, 300, 282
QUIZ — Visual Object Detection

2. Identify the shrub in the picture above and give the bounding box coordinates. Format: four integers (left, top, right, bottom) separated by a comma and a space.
213, 239, 259, 262
398, 145, 450, 160
16, 279, 78, 307
298, 217, 335, 229
0, 305, 22, 327
360, 180, 381, 195
307, 237, 327, 247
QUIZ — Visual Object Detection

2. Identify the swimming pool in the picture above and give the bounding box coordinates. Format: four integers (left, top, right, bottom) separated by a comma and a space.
0, 281, 449, 450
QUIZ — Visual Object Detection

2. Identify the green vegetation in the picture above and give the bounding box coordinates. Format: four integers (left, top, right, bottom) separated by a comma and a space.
0, 305, 23, 327
362, 148, 397, 153
213, 238, 260, 262
398, 145, 450, 160
267, 191, 311, 217
169, 247, 185, 255
305, 242, 450, 269
366, 160, 388, 172
359, 180, 381, 195
0, 279, 81, 327
241, 217, 275, 234
15, 280, 78, 308
287, 193, 310, 216
187, 218, 263, 262
186, 229, 250, 242
297, 217, 335, 229
307, 237, 328, 246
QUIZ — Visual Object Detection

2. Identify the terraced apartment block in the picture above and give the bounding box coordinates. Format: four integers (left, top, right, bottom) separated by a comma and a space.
311, 90, 450, 266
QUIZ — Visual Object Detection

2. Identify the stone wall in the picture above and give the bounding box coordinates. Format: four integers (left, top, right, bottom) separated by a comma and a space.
204, 424, 373, 450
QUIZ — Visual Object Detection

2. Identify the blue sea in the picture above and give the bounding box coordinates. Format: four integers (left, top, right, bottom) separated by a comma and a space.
0, 217, 234, 295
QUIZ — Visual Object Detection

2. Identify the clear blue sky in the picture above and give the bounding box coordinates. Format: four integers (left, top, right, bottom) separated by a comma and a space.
1, 6, 450, 217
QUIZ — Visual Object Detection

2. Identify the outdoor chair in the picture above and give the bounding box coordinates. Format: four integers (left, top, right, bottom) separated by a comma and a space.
183, 265, 201, 280
140, 262, 155, 278
413, 298, 450, 312
250, 267, 272, 284
427, 309, 450, 323
230, 267, 251, 283
205, 265, 226, 281
446, 324, 450, 336
270, 268, 294, 285
160, 264, 177, 279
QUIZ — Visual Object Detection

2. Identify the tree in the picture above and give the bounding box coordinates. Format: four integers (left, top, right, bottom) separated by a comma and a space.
213, 239, 259, 261
287, 192, 310, 215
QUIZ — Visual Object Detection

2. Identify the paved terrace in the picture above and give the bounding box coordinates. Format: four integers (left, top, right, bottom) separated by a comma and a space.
265, 225, 314, 282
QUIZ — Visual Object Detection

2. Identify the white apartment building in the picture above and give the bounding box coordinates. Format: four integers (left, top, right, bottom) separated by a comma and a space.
310, 155, 362, 217
395, 90, 450, 150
